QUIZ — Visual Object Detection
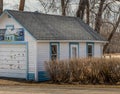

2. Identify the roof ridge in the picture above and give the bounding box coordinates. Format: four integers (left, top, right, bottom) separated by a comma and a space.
6, 9, 81, 19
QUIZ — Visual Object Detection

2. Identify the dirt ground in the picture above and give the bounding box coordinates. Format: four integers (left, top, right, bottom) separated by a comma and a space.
0, 85, 120, 94
0, 78, 120, 94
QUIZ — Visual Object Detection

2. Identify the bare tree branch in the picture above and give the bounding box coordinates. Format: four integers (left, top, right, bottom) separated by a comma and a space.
102, 21, 115, 28
103, 14, 120, 53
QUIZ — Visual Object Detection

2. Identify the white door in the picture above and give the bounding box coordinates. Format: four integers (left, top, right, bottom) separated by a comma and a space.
70, 44, 79, 58
0, 43, 27, 79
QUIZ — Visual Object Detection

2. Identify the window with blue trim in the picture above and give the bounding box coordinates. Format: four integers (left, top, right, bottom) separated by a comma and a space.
50, 43, 59, 60
87, 43, 94, 57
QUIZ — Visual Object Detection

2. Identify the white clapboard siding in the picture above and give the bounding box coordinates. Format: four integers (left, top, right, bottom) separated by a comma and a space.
0, 64, 26, 70
0, 44, 27, 78
60, 43, 69, 60
27, 41, 37, 73
0, 57, 26, 61
37, 43, 49, 71
0, 61, 25, 64
79, 43, 87, 58
94, 43, 102, 57
0, 69, 26, 73
0, 54, 26, 57
0, 14, 21, 28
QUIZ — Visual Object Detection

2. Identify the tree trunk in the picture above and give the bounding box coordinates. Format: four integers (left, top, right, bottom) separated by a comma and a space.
76, 0, 90, 25
94, 0, 105, 33
86, 0, 90, 25
103, 15, 120, 53
19, 0, 25, 11
76, 0, 85, 19
61, 0, 69, 16
0, 0, 3, 14
61, 0, 66, 16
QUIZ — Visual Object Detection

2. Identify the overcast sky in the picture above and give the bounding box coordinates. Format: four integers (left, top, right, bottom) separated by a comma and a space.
3, 0, 78, 15
3, 0, 120, 15
4, 0, 40, 11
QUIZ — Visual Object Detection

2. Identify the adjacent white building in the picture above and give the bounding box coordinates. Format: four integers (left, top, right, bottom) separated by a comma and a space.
0, 10, 107, 81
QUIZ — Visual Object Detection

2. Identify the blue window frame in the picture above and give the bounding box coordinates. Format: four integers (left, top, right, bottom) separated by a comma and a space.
87, 42, 94, 57
50, 42, 60, 60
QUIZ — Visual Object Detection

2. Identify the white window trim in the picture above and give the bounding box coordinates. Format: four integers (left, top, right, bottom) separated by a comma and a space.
70, 44, 79, 58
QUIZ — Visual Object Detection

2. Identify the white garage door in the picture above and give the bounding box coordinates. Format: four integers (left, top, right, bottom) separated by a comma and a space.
0, 43, 27, 79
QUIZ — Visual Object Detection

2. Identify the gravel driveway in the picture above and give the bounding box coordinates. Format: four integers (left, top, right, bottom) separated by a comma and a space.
0, 85, 120, 94
0, 79, 119, 94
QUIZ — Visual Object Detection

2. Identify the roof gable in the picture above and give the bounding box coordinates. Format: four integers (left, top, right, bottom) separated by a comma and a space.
4, 10, 106, 41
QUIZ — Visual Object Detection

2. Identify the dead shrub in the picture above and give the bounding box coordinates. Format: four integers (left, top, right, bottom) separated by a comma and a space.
45, 58, 120, 84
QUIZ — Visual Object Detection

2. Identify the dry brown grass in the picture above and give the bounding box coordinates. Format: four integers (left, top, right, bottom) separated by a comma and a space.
45, 58, 120, 84
103, 53, 120, 58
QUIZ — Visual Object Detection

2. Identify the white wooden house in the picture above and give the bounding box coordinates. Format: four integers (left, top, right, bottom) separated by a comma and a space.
0, 10, 107, 81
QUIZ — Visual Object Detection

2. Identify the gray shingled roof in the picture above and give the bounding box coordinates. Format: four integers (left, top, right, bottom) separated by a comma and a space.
6, 10, 106, 41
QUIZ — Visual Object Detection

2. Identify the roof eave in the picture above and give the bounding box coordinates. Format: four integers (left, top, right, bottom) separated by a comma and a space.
36, 40, 108, 43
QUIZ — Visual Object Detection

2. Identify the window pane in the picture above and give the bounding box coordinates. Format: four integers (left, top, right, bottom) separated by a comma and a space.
51, 44, 58, 60
51, 45, 57, 54
88, 44, 93, 57
88, 45, 92, 53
